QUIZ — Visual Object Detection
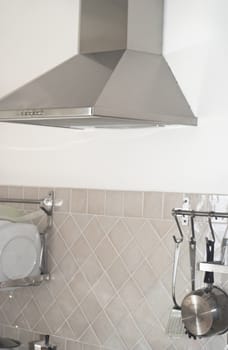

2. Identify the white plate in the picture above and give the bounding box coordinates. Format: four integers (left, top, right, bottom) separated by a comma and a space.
1, 236, 38, 280
0, 222, 41, 282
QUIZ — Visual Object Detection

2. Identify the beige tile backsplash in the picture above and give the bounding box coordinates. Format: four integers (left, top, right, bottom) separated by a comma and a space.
0, 187, 228, 350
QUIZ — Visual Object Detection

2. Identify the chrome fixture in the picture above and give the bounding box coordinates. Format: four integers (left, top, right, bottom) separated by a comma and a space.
0, 0, 197, 129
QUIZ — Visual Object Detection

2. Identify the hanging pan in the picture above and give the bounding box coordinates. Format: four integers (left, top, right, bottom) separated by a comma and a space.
181, 227, 228, 337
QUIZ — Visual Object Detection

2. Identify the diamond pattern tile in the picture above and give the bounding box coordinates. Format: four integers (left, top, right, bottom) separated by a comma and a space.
56, 287, 78, 319
79, 326, 100, 346
80, 292, 102, 323
104, 332, 127, 350
56, 321, 75, 340
135, 221, 160, 257
105, 295, 128, 327
95, 237, 118, 270
14, 287, 32, 309
72, 214, 93, 231
69, 271, 91, 303
47, 266, 66, 299
58, 251, 78, 282
32, 285, 54, 314
1, 186, 228, 350
83, 218, 105, 249
121, 239, 144, 273
71, 236, 92, 266
59, 216, 81, 248
48, 233, 68, 264
34, 316, 51, 334
68, 307, 89, 339
132, 300, 156, 337
23, 300, 42, 329
44, 301, 65, 333
96, 216, 118, 234
109, 220, 132, 253
117, 314, 142, 349
93, 274, 115, 308
119, 278, 144, 313
92, 311, 114, 344
148, 241, 172, 279
2, 297, 24, 325
80, 254, 103, 286
107, 258, 130, 290
133, 261, 157, 295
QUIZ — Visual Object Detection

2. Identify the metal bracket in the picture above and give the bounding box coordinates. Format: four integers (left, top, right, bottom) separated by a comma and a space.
181, 197, 190, 226
40, 191, 63, 216
199, 262, 228, 274
0, 274, 50, 289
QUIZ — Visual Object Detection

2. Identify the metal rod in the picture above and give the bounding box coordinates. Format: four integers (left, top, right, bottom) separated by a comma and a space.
173, 214, 184, 243
0, 198, 43, 204
0, 191, 59, 217
172, 209, 228, 219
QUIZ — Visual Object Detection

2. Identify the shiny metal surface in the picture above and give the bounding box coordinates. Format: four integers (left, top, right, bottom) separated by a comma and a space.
173, 208, 228, 219
172, 240, 182, 308
199, 262, 228, 274
182, 286, 228, 337
165, 237, 185, 336
189, 216, 196, 292
0, 0, 197, 128
80, 0, 127, 53
0, 51, 124, 110
0, 116, 166, 129
181, 294, 214, 336
0, 274, 50, 289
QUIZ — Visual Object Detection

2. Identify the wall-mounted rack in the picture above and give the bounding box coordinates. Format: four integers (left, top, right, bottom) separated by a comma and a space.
172, 208, 228, 275
172, 209, 228, 219
199, 261, 228, 274
0, 191, 62, 289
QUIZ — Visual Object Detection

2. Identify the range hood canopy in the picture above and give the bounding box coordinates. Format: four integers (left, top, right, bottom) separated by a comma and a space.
0, 0, 197, 129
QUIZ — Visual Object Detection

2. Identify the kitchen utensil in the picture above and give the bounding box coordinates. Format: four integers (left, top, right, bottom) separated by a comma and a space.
181, 239, 228, 337
221, 238, 228, 265
189, 215, 196, 292
166, 235, 185, 337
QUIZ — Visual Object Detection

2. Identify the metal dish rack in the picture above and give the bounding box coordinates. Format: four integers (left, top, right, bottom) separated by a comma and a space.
0, 191, 62, 289
172, 208, 228, 275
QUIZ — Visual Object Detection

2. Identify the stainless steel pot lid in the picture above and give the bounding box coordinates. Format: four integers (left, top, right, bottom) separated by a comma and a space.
181, 294, 213, 336
0, 338, 21, 348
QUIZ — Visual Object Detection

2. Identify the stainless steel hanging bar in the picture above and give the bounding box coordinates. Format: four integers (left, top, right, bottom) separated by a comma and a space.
172, 209, 228, 219
0, 191, 62, 216
0, 198, 44, 204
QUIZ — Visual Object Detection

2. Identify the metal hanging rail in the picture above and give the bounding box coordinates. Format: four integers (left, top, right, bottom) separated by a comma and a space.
172, 208, 228, 275
0, 191, 62, 216
172, 209, 228, 219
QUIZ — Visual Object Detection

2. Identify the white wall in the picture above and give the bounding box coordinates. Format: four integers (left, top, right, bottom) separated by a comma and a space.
0, 0, 79, 98
0, 0, 228, 194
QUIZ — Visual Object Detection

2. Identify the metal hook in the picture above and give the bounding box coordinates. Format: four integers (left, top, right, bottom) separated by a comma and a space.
173, 214, 184, 243
208, 213, 215, 242
190, 214, 196, 242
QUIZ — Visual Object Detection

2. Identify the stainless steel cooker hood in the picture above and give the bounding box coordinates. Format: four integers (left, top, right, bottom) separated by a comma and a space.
0, 0, 197, 129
